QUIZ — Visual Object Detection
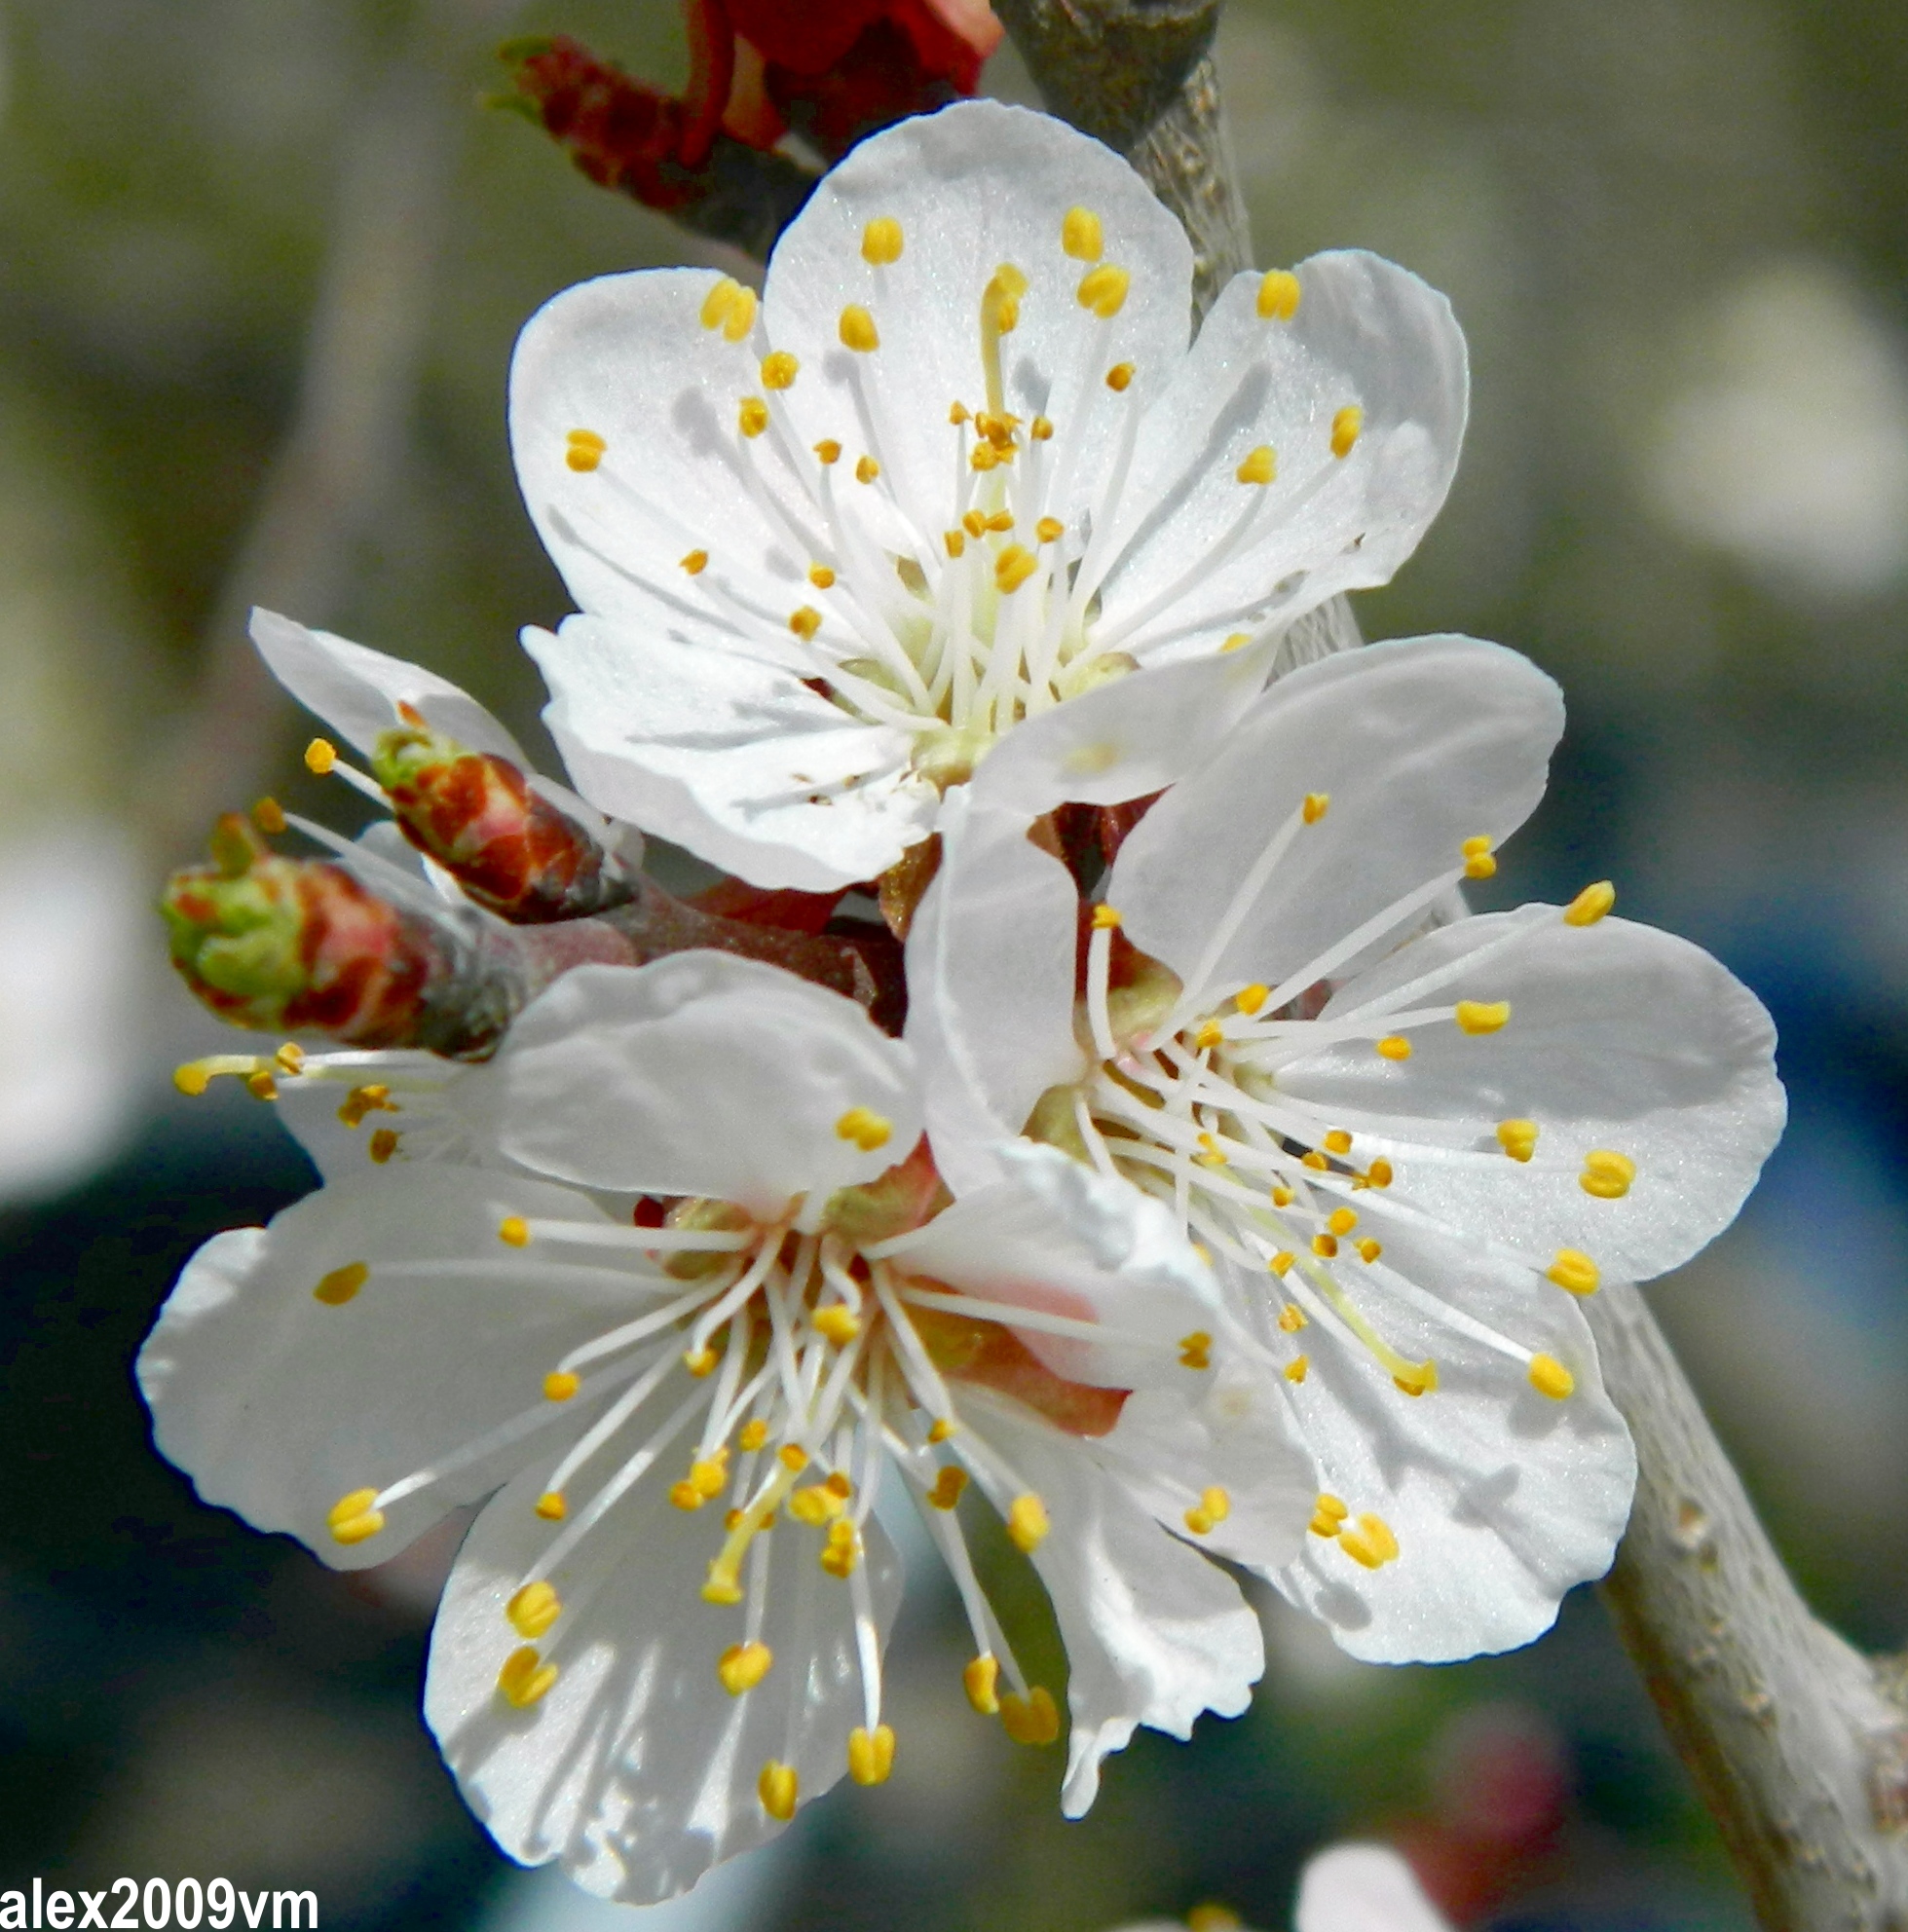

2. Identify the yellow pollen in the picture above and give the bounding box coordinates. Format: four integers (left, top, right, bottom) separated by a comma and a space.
836, 1105, 892, 1151
1455, 1000, 1511, 1035
738, 1418, 768, 1451
368, 1128, 399, 1164
1308, 1498, 1343, 1539
1256, 269, 1302, 320
327, 1488, 385, 1545
789, 606, 823, 641
1324, 1129, 1353, 1155
1235, 983, 1270, 1016
806, 564, 837, 591
1285, 1355, 1310, 1383
813, 1305, 861, 1345
683, 1347, 719, 1377
1030, 414, 1054, 440
680, 548, 708, 575
861, 216, 904, 265
1331, 405, 1365, 458
1185, 1483, 1232, 1534
961, 509, 986, 538
1194, 1020, 1224, 1051
497, 1645, 558, 1708
1565, 880, 1617, 926
718, 1640, 773, 1694
839, 305, 879, 353
1581, 1149, 1636, 1199
819, 1516, 861, 1577
1270, 1186, 1294, 1208
984, 508, 1015, 531
1062, 205, 1104, 261
275, 1042, 305, 1074
1303, 792, 1330, 824
848, 1724, 896, 1786
1178, 1330, 1213, 1370
1075, 264, 1130, 318
506, 1580, 561, 1639
1497, 1118, 1539, 1162
963, 1653, 1001, 1714
855, 454, 881, 484
498, 1215, 530, 1247
994, 544, 1038, 594
1356, 1239, 1383, 1263
304, 737, 337, 775
1463, 835, 1497, 880
759, 1760, 799, 1821
999, 1686, 1060, 1746
1394, 1360, 1438, 1397
692, 1455, 729, 1498
564, 427, 606, 472
984, 263, 1028, 338
700, 278, 756, 340
927, 1418, 957, 1443
1312, 1234, 1338, 1258
1035, 515, 1065, 543
814, 439, 842, 465
313, 1262, 368, 1307
670, 1479, 705, 1511
1548, 1249, 1600, 1295
826, 1470, 853, 1499
760, 351, 800, 391
1105, 361, 1135, 391
1235, 444, 1276, 486
1277, 1302, 1307, 1332
1301, 1150, 1328, 1171
1007, 1493, 1050, 1553
969, 443, 1000, 471
536, 1491, 566, 1521
1375, 1035, 1412, 1061
927, 1466, 969, 1510
1326, 1207, 1358, 1236
1366, 1158, 1394, 1188
337, 1083, 394, 1127
245, 1068, 279, 1101
779, 1444, 810, 1472
1338, 1512, 1400, 1569
738, 396, 769, 438
1091, 903, 1122, 930
252, 796, 287, 835
542, 1371, 580, 1402
950, 400, 970, 425
1529, 1354, 1576, 1399
944, 529, 966, 558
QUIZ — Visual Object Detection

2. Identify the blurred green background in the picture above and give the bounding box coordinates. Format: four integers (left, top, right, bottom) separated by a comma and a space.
3, 0, 1905, 1926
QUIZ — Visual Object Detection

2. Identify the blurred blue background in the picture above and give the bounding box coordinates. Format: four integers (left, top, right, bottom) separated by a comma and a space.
2, 0, 1904, 1925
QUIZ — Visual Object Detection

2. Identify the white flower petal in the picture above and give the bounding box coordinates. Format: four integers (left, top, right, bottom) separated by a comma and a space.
905, 788, 1081, 1195
1295, 1844, 1452, 1932
960, 1391, 1263, 1817
428, 1460, 903, 1904
764, 100, 1195, 539
1109, 636, 1563, 996
1284, 909, 1786, 1281
135, 1168, 634, 1568
527, 613, 929, 892
250, 608, 531, 765
1263, 1227, 1634, 1663
493, 956, 921, 1216
1093, 253, 1468, 661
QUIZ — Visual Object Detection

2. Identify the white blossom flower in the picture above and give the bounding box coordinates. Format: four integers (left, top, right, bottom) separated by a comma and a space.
140, 951, 1314, 1902
906, 634, 1785, 1662
508, 99, 1466, 890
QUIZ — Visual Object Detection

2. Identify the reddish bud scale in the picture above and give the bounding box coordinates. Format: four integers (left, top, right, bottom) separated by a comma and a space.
507, 38, 699, 211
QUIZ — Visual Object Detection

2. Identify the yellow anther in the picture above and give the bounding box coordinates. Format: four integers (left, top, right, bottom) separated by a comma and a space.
839, 304, 879, 353
1463, 835, 1497, 880
680, 548, 708, 576
1548, 1249, 1600, 1296
759, 1760, 799, 1821
1301, 1150, 1329, 1171
1105, 361, 1135, 392
368, 1128, 399, 1165
1194, 1020, 1224, 1051
717, 1640, 774, 1695
252, 796, 287, 835
814, 439, 842, 465
1312, 1233, 1339, 1258
970, 443, 1001, 471
1007, 1493, 1050, 1553
1034, 515, 1065, 544
1366, 1158, 1394, 1188
819, 1516, 861, 1578
699, 277, 745, 333
950, 400, 971, 425
683, 1347, 719, 1377
927, 1466, 968, 1510
855, 455, 881, 484
1235, 983, 1270, 1016
692, 1455, 729, 1498
1062, 205, 1104, 261
1235, 444, 1276, 486
1221, 632, 1253, 653
1184, 1503, 1216, 1535
1202, 1485, 1231, 1523
670, 1480, 705, 1511
789, 606, 823, 641
313, 1262, 368, 1307
1326, 1207, 1358, 1236
1308, 1503, 1341, 1538
1082, 905, 1122, 936
1581, 1149, 1636, 1199
274, 1042, 305, 1074
1030, 414, 1054, 440
1455, 1000, 1511, 1035
1192, 1242, 1212, 1263
758, 353, 799, 393
543, 1371, 580, 1403
1564, 880, 1617, 926
1076, 264, 1130, 318
506, 1580, 562, 1639
826, 1470, 852, 1500
807, 564, 836, 590
848, 1724, 896, 1785
813, 1305, 861, 1346
960, 509, 986, 539
1178, 1330, 1213, 1370
999, 1686, 1060, 1746
337, 1083, 394, 1128
1394, 1360, 1438, 1397
944, 529, 966, 558
1330, 405, 1365, 459
1497, 1119, 1539, 1163
1324, 1129, 1353, 1155
927, 1418, 956, 1444
1270, 1186, 1294, 1208
835, 1105, 892, 1151
737, 1419, 769, 1453
305, 737, 337, 776
1302, 792, 1330, 824
738, 396, 769, 438
719, 283, 757, 339
960, 1653, 1002, 1714
498, 1215, 530, 1248
245, 1069, 280, 1101
1315, 1493, 1349, 1524
1277, 1302, 1307, 1332
1285, 1354, 1310, 1383
327, 1489, 385, 1545
994, 544, 1038, 594
984, 508, 1015, 531
1355, 1238, 1383, 1264
497, 1645, 558, 1708
1189, 1908, 1244, 1932
1338, 1512, 1400, 1569
536, 1491, 566, 1521
1256, 269, 1302, 320
779, 1443, 810, 1473
564, 427, 606, 473
1529, 1354, 1576, 1399
861, 215, 904, 265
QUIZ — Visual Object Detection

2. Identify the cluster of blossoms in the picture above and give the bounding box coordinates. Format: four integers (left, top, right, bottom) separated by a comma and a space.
143, 101, 1783, 1905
